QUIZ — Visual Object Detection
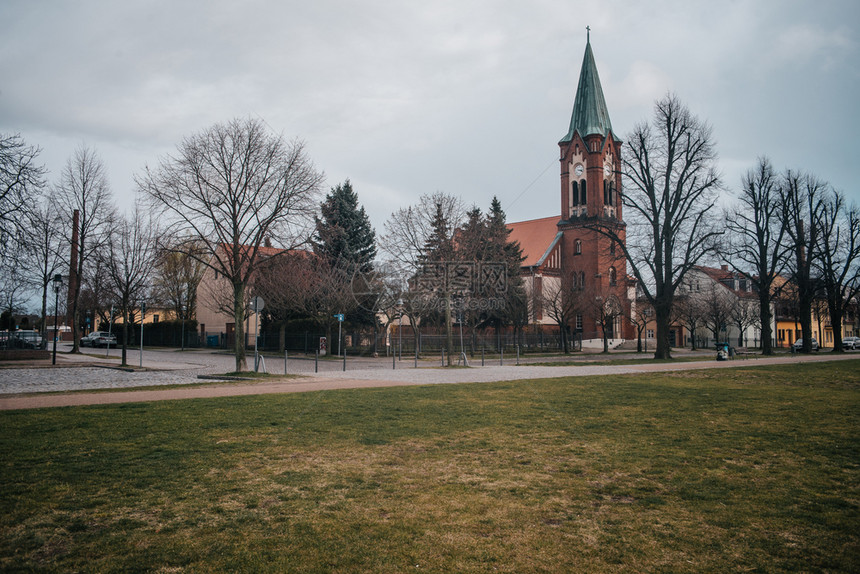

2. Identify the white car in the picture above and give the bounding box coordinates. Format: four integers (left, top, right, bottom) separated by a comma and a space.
80, 331, 117, 348
792, 338, 819, 352
842, 336, 859, 350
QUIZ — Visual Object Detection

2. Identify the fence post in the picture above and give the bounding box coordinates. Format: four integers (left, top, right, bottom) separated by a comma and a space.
315, 349, 319, 373
482, 347, 485, 366
414, 345, 418, 368
343, 349, 346, 372
284, 350, 288, 375
393, 349, 396, 370
500, 347, 503, 366
516, 344, 520, 366
441, 348, 445, 367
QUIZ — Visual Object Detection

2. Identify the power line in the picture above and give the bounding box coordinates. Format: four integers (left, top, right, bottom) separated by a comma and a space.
506, 157, 557, 209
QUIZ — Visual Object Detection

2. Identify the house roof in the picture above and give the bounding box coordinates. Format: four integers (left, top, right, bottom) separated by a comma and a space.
506, 216, 561, 267
560, 36, 615, 143
696, 265, 757, 299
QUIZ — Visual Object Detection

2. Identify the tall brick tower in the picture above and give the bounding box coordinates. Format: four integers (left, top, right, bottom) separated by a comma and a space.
557, 31, 631, 340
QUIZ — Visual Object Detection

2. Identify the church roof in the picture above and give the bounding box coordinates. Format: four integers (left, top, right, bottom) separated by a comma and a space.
560, 35, 614, 143
506, 216, 562, 268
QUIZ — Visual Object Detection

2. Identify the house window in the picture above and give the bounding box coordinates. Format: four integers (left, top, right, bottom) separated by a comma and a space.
610, 242, 615, 255
609, 267, 617, 286
575, 239, 582, 254
647, 329, 654, 339
153, 314, 159, 323
580, 271, 586, 289
576, 314, 583, 330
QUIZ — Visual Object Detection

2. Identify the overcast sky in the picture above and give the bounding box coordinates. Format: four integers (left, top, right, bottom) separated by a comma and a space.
2, 0, 858, 235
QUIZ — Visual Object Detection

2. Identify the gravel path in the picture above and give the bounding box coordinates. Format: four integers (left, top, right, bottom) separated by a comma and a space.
1, 347, 855, 410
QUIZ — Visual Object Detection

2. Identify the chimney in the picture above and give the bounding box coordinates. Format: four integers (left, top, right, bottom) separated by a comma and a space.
721, 264, 728, 272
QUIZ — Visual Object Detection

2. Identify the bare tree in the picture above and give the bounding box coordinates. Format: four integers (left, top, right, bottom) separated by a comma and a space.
629, 297, 653, 353
55, 144, 114, 353
540, 271, 587, 353
140, 117, 324, 371
255, 251, 356, 352
730, 296, 760, 348
1, 133, 46, 245
381, 194, 464, 364
381, 192, 465, 277
586, 289, 624, 353
815, 191, 860, 352
725, 157, 789, 354
780, 170, 827, 353
103, 202, 159, 365
23, 197, 64, 339
591, 94, 722, 359
702, 282, 736, 346
152, 239, 207, 323
673, 289, 707, 350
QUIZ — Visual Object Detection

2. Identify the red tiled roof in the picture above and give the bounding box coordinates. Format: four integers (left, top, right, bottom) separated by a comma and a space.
506, 216, 561, 267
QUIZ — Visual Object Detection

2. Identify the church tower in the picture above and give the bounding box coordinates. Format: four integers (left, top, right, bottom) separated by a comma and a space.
558, 30, 631, 340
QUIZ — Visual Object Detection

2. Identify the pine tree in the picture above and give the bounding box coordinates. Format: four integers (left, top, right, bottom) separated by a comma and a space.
312, 180, 378, 330
313, 180, 376, 271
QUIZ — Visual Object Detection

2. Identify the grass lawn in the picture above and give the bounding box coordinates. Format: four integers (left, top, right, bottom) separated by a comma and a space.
1, 361, 858, 572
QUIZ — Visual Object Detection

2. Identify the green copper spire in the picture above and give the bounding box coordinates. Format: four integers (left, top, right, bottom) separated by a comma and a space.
560, 30, 613, 143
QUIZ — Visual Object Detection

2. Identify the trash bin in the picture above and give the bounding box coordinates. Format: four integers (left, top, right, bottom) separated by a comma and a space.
207, 335, 219, 348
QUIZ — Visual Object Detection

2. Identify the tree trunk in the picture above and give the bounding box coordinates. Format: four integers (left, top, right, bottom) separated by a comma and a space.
760, 292, 774, 354
445, 292, 453, 366
279, 322, 286, 353
654, 300, 672, 359
121, 308, 129, 366
40, 282, 48, 340
233, 280, 247, 371
828, 302, 845, 353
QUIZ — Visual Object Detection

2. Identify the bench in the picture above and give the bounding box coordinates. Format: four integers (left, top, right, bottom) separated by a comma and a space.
733, 347, 757, 359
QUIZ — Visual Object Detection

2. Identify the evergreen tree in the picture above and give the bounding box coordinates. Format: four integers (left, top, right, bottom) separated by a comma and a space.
313, 180, 376, 271
419, 201, 456, 264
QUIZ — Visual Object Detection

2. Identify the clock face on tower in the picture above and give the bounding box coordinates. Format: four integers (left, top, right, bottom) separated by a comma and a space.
604, 159, 613, 178
574, 163, 584, 176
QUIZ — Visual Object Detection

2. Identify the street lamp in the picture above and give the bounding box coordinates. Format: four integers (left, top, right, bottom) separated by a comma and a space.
180, 300, 186, 352
52, 274, 63, 365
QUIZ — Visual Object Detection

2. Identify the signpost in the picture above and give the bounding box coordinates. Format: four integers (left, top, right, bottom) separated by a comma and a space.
334, 313, 344, 357
253, 297, 265, 372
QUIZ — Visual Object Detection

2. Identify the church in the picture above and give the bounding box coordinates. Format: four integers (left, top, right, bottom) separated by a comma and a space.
507, 32, 634, 347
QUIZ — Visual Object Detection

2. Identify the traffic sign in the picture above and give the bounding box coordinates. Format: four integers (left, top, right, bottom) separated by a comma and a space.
334, 313, 344, 322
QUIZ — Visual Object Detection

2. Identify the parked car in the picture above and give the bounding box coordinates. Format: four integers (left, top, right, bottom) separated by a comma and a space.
80, 331, 117, 348
792, 338, 819, 352
13, 330, 44, 349
0, 330, 12, 350
842, 336, 859, 350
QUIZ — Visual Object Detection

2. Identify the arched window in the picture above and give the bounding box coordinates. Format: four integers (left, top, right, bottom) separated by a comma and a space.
580, 271, 586, 290
574, 239, 582, 254
571, 272, 578, 290
609, 182, 615, 206
603, 180, 609, 205
572, 181, 579, 206
609, 267, 617, 286
580, 180, 587, 204
610, 241, 616, 255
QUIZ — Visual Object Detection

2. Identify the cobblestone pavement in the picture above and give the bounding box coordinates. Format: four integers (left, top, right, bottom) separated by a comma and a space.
1, 343, 856, 401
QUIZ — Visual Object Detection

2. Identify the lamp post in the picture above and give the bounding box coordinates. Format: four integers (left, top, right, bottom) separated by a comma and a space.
52, 274, 63, 365
180, 300, 186, 352
139, 300, 146, 368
